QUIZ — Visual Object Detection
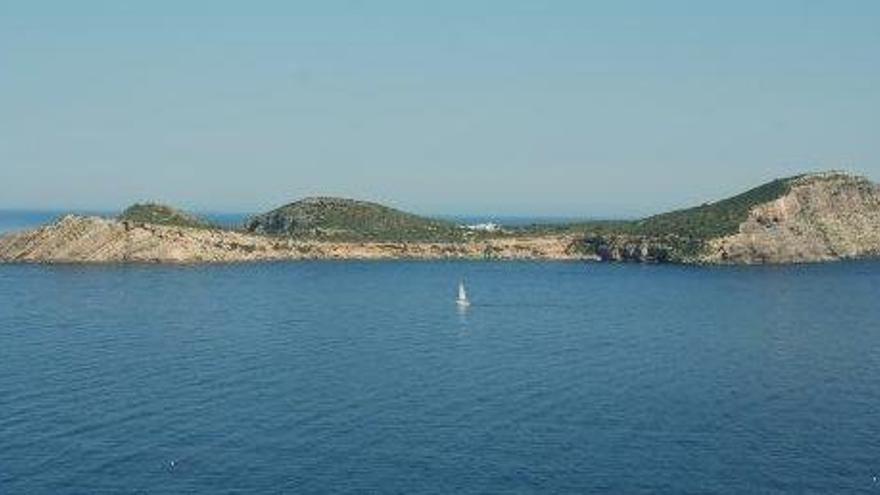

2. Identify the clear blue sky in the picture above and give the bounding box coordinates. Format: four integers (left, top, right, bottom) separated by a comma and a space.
2, 1, 878, 217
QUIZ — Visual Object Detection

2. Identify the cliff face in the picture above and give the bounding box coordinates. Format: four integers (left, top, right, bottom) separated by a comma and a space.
573, 172, 880, 264
0, 215, 582, 263
702, 173, 880, 264
581, 234, 682, 263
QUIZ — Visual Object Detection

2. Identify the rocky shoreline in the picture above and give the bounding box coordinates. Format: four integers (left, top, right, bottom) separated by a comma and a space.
3, 172, 880, 265
0, 215, 588, 264
576, 172, 880, 264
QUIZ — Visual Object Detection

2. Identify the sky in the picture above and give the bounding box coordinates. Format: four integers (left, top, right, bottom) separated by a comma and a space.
1, 1, 878, 217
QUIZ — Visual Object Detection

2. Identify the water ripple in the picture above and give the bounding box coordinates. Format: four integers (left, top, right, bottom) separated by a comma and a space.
2, 261, 880, 493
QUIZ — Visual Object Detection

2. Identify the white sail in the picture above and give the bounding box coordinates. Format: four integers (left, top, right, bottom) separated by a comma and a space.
457, 281, 470, 306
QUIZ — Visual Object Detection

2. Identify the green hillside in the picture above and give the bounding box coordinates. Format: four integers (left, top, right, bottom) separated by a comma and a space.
246, 197, 465, 241
119, 203, 215, 229
567, 175, 802, 237
564, 174, 807, 261
631, 176, 798, 238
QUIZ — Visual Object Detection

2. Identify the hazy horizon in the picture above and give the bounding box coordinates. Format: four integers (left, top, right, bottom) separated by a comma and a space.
0, 205, 636, 223
3, 2, 878, 216
0, 167, 872, 220
0, 167, 868, 221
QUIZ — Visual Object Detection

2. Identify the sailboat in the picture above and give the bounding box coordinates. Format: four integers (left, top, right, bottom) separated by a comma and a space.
457, 280, 471, 307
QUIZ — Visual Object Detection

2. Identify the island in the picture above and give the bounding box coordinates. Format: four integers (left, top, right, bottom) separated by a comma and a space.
2, 171, 879, 265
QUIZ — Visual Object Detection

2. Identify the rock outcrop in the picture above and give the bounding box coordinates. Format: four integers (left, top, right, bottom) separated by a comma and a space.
118, 203, 214, 229
574, 172, 880, 264
581, 234, 680, 263
702, 173, 880, 264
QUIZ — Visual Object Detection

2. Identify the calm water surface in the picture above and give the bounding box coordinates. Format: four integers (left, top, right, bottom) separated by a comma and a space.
0, 211, 68, 234
0, 210, 249, 234
1, 261, 879, 493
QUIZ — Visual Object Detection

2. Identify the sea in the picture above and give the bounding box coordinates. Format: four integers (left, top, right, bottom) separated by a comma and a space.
2, 213, 880, 493
0, 210, 597, 236
0, 210, 250, 234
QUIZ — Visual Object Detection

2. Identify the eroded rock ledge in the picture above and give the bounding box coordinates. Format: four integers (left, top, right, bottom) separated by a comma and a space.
703, 174, 880, 263
0, 216, 585, 263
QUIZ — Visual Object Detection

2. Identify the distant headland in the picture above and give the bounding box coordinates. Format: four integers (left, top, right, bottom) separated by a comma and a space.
2, 171, 879, 265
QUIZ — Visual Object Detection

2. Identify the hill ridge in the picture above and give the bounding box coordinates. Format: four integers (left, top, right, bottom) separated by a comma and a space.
118, 203, 215, 230
2, 170, 879, 264
245, 196, 464, 241
576, 171, 880, 263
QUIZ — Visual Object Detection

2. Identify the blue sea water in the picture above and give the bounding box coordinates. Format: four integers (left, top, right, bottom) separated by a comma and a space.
0, 209, 594, 235
2, 259, 880, 494
0, 211, 70, 234
0, 210, 251, 234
